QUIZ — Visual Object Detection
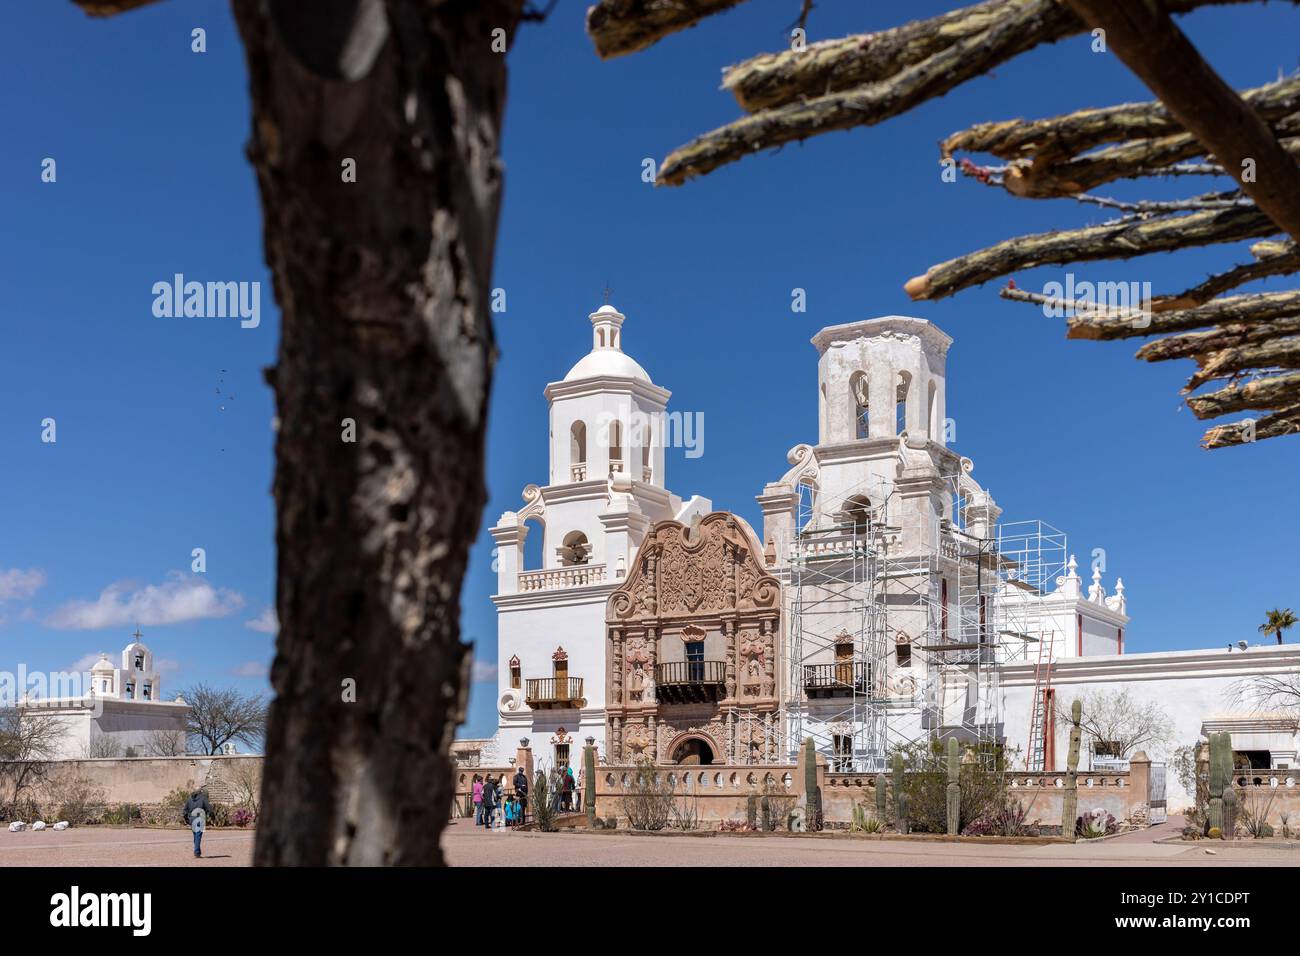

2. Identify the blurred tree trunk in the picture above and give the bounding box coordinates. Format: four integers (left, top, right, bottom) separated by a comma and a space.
231, 0, 523, 865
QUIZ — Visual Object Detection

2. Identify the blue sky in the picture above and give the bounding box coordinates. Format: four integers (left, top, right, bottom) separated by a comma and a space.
3, 2, 1296, 739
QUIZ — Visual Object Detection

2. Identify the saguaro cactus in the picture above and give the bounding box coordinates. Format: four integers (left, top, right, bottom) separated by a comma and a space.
1218, 731, 1238, 838
802, 737, 822, 831
1208, 731, 1230, 837
891, 751, 909, 835
583, 744, 597, 828
945, 737, 961, 836
1061, 698, 1082, 840
875, 772, 887, 821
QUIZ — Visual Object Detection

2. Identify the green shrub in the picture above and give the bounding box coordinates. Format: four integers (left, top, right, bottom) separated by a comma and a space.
101, 803, 142, 825
50, 775, 106, 825
891, 740, 1011, 834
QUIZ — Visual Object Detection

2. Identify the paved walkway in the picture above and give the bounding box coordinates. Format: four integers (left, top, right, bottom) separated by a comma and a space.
0, 827, 255, 866
442, 818, 1295, 867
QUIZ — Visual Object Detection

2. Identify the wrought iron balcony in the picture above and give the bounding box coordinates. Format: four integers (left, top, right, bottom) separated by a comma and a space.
654, 661, 725, 704
803, 662, 871, 699
525, 677, 585, 709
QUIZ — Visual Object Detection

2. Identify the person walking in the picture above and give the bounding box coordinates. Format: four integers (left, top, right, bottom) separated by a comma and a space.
181, 787, 214, 859
513, 766, 529, 825
576, 762, 586, 814
472, 773, 484, 825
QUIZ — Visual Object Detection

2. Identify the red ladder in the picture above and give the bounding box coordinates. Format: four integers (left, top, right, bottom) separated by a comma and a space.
1024, 630, 1055, 771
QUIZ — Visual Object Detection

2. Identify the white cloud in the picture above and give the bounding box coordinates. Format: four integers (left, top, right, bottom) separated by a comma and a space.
0, 568, 46, 603
471, 659, 498, 683
67, 652, 104, 674
45, 572, 245, 630
244, 607, 278, 634
64, 652, 181, 676
231, 660, 268, 679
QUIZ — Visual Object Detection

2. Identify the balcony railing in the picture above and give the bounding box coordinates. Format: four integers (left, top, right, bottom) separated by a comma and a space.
570, 463, 587, 481
518, 564, 607, 592
525, 677, 585, 709
654, 660, 725, 704
642, 466, 653, 482
608, 458, 624, 477
803, 662, 871, 699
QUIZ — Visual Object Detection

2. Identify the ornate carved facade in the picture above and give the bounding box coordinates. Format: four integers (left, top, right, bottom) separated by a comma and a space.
606, 512, 781, 765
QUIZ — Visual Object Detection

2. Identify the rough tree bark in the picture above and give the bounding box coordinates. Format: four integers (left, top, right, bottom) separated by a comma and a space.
230, 0, 524, 865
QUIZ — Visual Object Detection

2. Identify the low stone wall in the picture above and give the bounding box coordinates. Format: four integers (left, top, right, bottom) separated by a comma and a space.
1230, 774, 1300, 828
3, 755, 263, 808
592, 764, 799, 822
457, 750, 1162, 831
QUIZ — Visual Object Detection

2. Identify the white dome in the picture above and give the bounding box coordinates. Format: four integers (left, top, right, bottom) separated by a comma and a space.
564, 348, 651, 383
561, 303, 654, 383
91, 655, 113, 673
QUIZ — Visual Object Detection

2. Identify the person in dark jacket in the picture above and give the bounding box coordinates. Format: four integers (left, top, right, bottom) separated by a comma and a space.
181, 788, 214, 858
513, 768, 529, 824
480, 775, 497, 829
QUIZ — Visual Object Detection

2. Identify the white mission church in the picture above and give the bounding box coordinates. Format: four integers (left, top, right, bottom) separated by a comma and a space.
468, 304, 1299, 808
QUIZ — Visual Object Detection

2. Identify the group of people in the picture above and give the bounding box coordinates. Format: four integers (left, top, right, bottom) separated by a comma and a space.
471, 770, 529, 829
469, 762, 587, 829
548, 763, 581, 814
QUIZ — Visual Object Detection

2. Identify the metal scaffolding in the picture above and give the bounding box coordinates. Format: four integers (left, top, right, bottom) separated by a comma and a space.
748, 469, 1068, 773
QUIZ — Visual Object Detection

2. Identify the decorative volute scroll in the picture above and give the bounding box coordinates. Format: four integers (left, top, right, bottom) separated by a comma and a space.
607, 512, 780, 623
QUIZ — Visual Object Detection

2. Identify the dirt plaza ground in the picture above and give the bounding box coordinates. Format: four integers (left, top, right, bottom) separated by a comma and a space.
442, 818, 1299, 867
2, 817, 1294, 867
0, 826, 256, 866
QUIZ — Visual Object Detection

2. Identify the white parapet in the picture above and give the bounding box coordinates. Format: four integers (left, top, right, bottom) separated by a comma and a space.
518, 563, 608, 592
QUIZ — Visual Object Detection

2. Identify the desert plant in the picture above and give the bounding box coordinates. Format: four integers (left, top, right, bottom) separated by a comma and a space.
49, 774, 106, 826
802, 737, 822, 831
669, 790, 701, 831
1279, 810, 1292, 839
891, 751, 909, 835
874, 772, 887, 821
1207, 732, 1228, 835
746, 791, 757, 829
226, 759, 263, 816
583, 744, 597, 828
1076, 809, 1118, 839
945, 737, 961, 836
891, 740, 1012, 834
756, 775, 797, 832
619, 759, 674, 831
232, 807, 256, 827
1239, 783, 1278, 838
1208, 826, 1223, 839
1062, 699, 1082, 840
531, 765, 559, 832
102, 803, 142, 825
988, 798, 1032, 837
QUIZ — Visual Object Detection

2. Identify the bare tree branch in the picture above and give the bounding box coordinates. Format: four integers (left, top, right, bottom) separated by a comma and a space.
1063, 0, 1300, 244
1202, 404, 1300, 447
905, 206, 1276, 302
659, 0, 1057, 186
586, 0, 750, 59
1185, 370, 1300, 418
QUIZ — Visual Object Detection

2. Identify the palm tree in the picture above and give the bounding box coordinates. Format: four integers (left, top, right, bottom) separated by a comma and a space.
1259, 609, 1298, 645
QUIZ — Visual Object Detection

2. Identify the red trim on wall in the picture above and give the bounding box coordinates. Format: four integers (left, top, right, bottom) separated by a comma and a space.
941, 578, 948, 639
1117, 627, 1124, 655
1076, 613, 1083, 657
1044, 688, 1057, 771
